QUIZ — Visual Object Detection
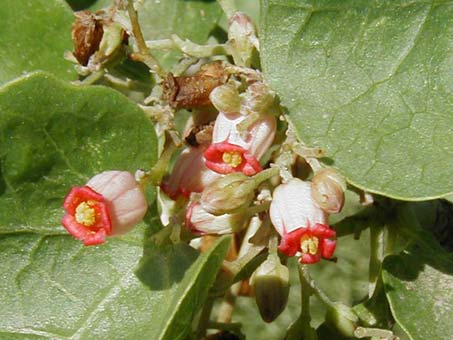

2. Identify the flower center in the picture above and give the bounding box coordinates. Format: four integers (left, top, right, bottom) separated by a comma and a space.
300, 235, 319, 255
75, 201, 96, 226
222, 151, 243, 168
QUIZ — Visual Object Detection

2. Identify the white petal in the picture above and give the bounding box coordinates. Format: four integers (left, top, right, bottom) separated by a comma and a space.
270, 178, 327, 235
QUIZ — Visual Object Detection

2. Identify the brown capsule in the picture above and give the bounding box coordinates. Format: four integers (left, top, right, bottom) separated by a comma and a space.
71, 11, 104, 66
162, 61, 228, 109
184, 121, 214, 147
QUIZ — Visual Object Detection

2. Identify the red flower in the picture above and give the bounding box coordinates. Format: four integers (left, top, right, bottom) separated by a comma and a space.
204, 141, 262, 176
278, 223, 336, 264
62, 186, 112, 246
62, 171, 148, 246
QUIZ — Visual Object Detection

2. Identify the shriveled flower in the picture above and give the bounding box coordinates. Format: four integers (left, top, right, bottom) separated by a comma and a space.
161, 146, 221, 200
185, 201, 249, 235
204, 111, 276, 176
62, 171, 147, 246
270, 178, 336, 264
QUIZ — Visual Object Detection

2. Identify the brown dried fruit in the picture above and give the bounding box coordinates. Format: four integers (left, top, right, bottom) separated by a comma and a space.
184, 121, 214, 147
163, 61, 228, 109
71, 11, 104, 66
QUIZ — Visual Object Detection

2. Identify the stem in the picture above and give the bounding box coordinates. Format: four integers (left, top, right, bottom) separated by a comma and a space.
299, 264, 336, 310
293, 144, 326, 159
354, 327, 397, 339
368, 223, 385, 298
126, 0, 163, 76
217, 282, 241, 323
298, 265, 312, 320
252, 166, 279, 185
195, 297, 215, 339
217, 0, 237, 19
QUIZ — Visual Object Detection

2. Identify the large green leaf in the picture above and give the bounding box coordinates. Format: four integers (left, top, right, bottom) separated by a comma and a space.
382, 230, 453, 340
0, 72, 157, 231
0, 0, 76, 85
261, 0, 453, 200
0, 229, 230, 339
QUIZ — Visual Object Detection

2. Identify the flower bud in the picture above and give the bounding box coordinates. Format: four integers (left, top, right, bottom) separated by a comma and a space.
241, 82, 276, 116
209, 84, 241, 114
311, 168, 346, 214
250, 254, 289, 322
200, 173, 256, 215
228, 12, 259, 67
325, 303, 359, 337
185, 201, 249, 235
62, 171, 147, 246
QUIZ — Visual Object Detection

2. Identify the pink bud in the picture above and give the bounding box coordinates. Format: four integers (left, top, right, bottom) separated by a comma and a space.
62, 171, 147, 246
270, 178, 336, 264
185, 201, 249, 235
161, 146, 221, 199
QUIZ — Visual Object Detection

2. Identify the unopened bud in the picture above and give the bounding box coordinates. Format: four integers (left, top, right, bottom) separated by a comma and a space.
200, 173, 256, 215
209, 84, 241, 114
228, 12, 259, 67
250, 254, 289, 322
325, 302, 359, 337
311, 169, 346, 214
185, 201, 249, 235
241, 82, 276, 116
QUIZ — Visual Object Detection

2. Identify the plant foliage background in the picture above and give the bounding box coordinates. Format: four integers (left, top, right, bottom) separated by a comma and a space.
0, 0, 452, 339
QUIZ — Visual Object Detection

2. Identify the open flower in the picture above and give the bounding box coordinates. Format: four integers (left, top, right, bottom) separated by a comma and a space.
270, 178, 336, 264
161, 146, 221, 200
62, 171, 148, 246
204, 111, 276, 176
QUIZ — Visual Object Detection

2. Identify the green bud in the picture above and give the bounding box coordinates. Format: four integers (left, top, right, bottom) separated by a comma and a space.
241, 82, 277, 116
311, 168, 346, 214
228, 12, 259, 67
250, 254, 289, 323
209, 84, 241, 114
325, 302, 359, 337
200, 173, 256, 215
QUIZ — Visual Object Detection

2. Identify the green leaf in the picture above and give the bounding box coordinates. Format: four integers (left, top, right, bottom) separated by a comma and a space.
382, 231, 453, 340
0, 0, 76, 85
0, 72, 157, 232
136, 0, 224, 69
261, 0, 453, 200
0, 230, 230, 339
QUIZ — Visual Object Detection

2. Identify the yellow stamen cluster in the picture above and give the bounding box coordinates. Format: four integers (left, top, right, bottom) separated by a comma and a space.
222, 151, 243, 168
300, 235, 319, 255
75, 201, 96, 226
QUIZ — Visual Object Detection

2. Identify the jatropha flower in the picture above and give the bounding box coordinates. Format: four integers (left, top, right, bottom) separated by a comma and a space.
204, 111, 276, 176
161, 146, 221, 200
62, 171, 148, 246
270, 178, 336, 264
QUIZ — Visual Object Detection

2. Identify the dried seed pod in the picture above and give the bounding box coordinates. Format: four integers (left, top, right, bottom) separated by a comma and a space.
184, 121, 214, 147
72, 11, 104, 66
163, 61, 228, 109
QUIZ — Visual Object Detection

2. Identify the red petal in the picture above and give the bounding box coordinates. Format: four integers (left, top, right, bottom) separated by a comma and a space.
63, 186, 103, 215
241, 153, 262, 176
310, 223, 336, 238
83, 229, 107, 246
321, 239, 336, 259
278, 227, 306, 257
300, 253, 321, 264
